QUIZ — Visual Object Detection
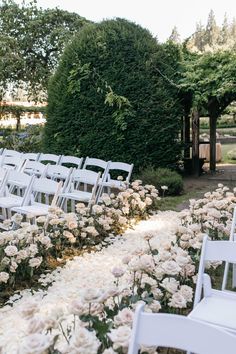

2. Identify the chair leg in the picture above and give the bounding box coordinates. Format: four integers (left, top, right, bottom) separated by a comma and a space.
232, 264, 236, 288
222, 262, 230, 290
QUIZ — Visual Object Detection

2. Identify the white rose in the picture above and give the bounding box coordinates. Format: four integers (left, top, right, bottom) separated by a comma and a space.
20, 302, 39, 319
114, 308, 134, 327
0, 271, 9, 283
29, 257, 42, 268
108, 325, 131, 350
18, 333, 52, 354
179, 285, 193, 302
111, 267, 125, 278
161, 260, 181, 275
69, 327, 100, 354
160, 277, 179, 294
168, 292, 187, 308
4, 245, 18, 257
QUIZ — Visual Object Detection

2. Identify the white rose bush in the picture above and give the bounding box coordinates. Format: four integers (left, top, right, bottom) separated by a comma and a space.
0, 183, 235, 353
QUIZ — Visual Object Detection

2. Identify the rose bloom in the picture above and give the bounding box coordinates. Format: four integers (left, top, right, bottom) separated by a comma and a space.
29, 257, 42, 268
4, 245, 18, 257
27, 316, 46, 334
108, 325, 131, 350
114, 308, 134, 327
168, 292, 187, 309
161, 277, 179, 294
179, 285, 193, 302
18, 333, 52, 354
68, 327, 100, 354
161, 260, 181, 275
111, 267, 125, 278
82, 288, 104, 303
0, 271, 9, 283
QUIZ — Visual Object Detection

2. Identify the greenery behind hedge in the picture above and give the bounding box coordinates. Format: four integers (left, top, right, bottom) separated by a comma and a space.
44, 19, 182, 171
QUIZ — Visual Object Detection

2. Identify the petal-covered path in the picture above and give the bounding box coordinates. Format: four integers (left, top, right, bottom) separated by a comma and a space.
0, 211, 180, 353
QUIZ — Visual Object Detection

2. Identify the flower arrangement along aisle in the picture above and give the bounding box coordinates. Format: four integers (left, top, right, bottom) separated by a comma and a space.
0, 181, 159, 291
0, 184, 235, 353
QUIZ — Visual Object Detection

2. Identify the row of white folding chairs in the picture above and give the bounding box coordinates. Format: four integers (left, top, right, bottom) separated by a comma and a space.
0, 166, 104, 221
0, 169, 63, 221
0, 149, 134, 187
130, 235, 236, 353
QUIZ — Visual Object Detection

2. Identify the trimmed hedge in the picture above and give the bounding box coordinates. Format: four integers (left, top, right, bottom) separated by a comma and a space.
44, 19, 182, 171
138, 167, 184, 196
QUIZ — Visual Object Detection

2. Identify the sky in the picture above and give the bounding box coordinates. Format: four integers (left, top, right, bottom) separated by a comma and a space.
21, 0, 236, 42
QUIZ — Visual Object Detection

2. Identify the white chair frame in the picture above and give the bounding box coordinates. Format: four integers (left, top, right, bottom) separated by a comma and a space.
38, 153, 61, 165
128, 303, 236, 354
188, 235, 236, 336
223, 205, 236, 289
59, 155, 83, 169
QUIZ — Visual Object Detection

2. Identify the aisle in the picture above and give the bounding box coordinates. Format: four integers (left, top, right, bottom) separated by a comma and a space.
0, 211, 180, 352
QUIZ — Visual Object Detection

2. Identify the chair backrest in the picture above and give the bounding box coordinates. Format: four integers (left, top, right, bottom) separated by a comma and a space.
0, 167, 7, 182
38, 153, 61, 165
128, 303, 236, 354
21, 160, 48, 177
194, 235, 236, 306
6, 169, 32, 191
1, 155, 25, 170
2, 149, 22, 158
70, 169, 101, 187
59, 155, 83, 169
23, 152, 40, 161
83, 157, 108, 171
107, 161, 133, 183
46, 164, 72, 181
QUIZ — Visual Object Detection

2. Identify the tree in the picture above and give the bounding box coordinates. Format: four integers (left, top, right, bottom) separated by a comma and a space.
168, 26, 181, 44
180, 51, 236, 171
44, 19, 182, 171
205, 9, 220, 47
0, 0, 89, 101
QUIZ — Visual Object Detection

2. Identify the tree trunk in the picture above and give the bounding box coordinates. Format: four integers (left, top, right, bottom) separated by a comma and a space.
192, 110, 200, 175
209, 114, 217, 172
184, 114, 190, 158
16, 114, 21, 132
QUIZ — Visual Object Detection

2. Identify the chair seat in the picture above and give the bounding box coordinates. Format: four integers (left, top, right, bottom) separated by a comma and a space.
61, 191, 92, 202
12, 203, 50, 217
101, 180, 126, 189
189, 293, 236, 332
0, 195, 23, 208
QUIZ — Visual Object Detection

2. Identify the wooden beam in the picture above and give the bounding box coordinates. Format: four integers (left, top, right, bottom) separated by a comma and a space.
192, 110, 200, 175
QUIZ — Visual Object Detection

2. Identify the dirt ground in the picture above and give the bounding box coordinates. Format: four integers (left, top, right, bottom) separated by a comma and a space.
177, 163, 236, 210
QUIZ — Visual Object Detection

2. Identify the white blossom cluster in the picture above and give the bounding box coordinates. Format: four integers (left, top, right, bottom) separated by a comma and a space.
0, 181, 159, 287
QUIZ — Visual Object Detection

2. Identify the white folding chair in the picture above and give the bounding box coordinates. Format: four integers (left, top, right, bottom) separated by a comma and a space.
59, 155, 83, 169
1, 155, 25, 171
2, 149, 22, 158
188, 235, 236, 335
128, 303, 236, 354
60, 169, 101, 212
223, 206, 236, 289
23, 152, 40, 161
46, 164, 72, 182
38, 153, 61, 165
20, 160, 48, 178
11, 177, 63, 220
105, 161, 134, 189
0, 170, 33, 220
83, 157, 108, 173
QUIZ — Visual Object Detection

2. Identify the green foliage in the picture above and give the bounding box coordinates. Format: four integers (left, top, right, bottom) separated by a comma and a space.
0, 125, 43, 152
44, 19, 182, 170
227, 148, 236, 160
138, 167, 184, 196
0, 0, 89, 100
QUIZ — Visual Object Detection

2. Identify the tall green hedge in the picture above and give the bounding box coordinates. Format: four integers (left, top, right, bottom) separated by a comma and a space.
44, 18, 182, 171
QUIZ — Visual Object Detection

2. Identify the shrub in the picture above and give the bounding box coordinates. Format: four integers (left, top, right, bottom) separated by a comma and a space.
44, 18, 182, 171
138, 167, 184, 195
0, 125, 43, 152
227, 148, 236, 160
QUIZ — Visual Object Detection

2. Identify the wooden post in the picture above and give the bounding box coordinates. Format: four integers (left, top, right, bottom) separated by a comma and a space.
192, 110, 200, 175
209, 114, 216, 172
184, 115, 190, 158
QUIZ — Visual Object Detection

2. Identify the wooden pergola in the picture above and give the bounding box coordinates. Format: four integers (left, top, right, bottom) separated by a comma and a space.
182, 94, 236, 176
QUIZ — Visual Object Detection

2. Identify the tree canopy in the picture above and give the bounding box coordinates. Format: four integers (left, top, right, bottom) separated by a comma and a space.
44, 18, 183, 171
0, 0, 89, 101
